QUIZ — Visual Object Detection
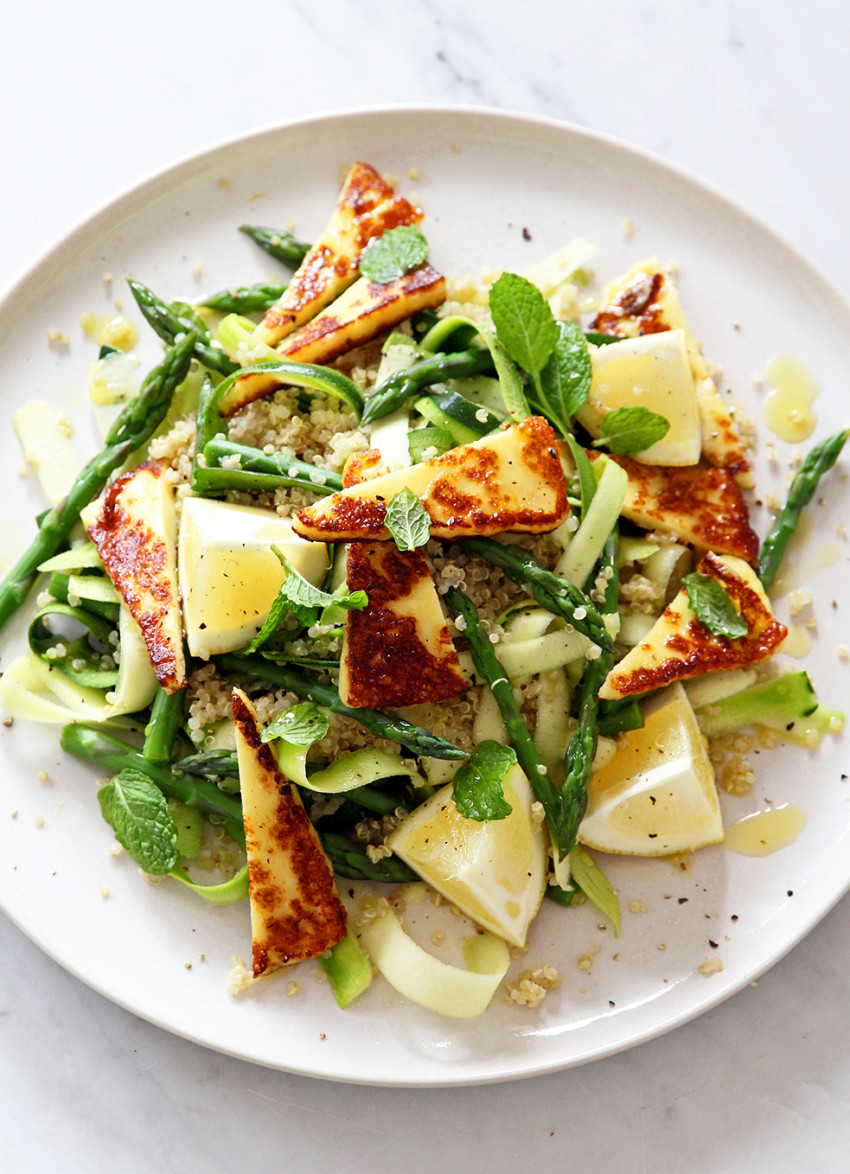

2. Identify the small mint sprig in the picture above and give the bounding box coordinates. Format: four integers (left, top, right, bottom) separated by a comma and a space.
592, 405, 670, 456
683, 572, 748, 639
247, 548, 367, 651
97, 768, 179, 874
359, 226, 429, 284
260, 700, 330, 747
384, 487, 431, 552
452, 740, 517, 822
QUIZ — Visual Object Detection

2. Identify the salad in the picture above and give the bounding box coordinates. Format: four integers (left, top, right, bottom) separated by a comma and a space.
0, 160, 845, 1019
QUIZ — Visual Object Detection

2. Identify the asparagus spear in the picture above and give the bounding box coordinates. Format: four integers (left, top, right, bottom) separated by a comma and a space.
444, 588, 562, 836
758, 426, 850, 590
0, 335, 195, 631
218, 654, 467, 761
461, 536, 615, 654
127, 279, 239, 377
193, 437, 343, 497
238, 225, 311, 268
200, 281, 289, 314
319, 832, 417, 882
143, 686, 185, 764
360, 345, 494, 425
556, 652, 610, 856
60, 723, 245, 846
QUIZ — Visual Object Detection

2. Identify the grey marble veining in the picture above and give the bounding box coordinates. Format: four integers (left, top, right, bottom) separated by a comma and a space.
2, 2, 850, 1171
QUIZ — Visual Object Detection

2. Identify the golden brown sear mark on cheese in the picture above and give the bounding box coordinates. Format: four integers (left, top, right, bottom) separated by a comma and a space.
343, 542, 466, 708
231, 690, 347, 975
86, 460, 184, 692
605, 551, 786, 697
590, 270, 667, 337
596, 452, 759, 565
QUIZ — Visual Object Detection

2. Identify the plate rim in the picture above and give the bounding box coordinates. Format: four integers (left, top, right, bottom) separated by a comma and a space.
1, 103, 849, 1086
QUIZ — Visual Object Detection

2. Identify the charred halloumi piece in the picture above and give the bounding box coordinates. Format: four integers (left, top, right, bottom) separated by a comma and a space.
292, 416, 568, 543
342, 448, 390, 487
218, 266, 447, 417
83, 460, 186, 693
255, 161, 422, 347
599, 552, 787, 700
340, 541, 467, 709
589, 451, 759, 564
232, 688, 347, 977
590, 258, 753, 486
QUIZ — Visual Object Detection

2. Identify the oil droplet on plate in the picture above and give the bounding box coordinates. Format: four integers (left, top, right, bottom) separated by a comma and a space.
763, 353, 819, 443
780, 621, 812, 659
725, 804, 806, 856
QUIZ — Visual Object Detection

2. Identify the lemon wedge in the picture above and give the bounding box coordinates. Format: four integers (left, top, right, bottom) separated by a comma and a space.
178, 497, 328, 657
578, 682, 723, 856
386, 764, 548, 948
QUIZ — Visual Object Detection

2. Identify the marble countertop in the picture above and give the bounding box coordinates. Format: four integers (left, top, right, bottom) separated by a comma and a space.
2, 2, 850, 1170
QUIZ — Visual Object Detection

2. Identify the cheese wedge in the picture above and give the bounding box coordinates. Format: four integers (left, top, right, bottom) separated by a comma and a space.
292, 416, 568, 542
218, 266, 447, 417
580, 329, 700, 466
589, 451, 759, 564
177, 497, 328, 658
255, 161, 422, 347
83, 460, 185, 693
232, 688, 347, 977
590, 258, 753, 486
339, 541, 467, 708
599, 552, 787, 700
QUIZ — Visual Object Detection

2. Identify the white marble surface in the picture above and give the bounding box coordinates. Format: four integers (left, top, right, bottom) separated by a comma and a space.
2, 1, 850, 1169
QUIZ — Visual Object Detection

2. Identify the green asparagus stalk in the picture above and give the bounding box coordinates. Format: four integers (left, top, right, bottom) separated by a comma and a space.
461, 536, 615, 654
238, 225, 311, 268
143, 686, 185, 764
217, 654, 467, 761
556, 652, 610, 856
758, 426, 850, 590
60, 723, 245, 846
127, 279, 239, 377
193, 437, 343, 497
0, 335, 195, 631
319, 832, 416, 882
444, 588, 563, 837
360, 345, 494, 425
200, 281, 289, 314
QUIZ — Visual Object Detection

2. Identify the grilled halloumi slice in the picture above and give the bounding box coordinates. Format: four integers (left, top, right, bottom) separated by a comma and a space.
292, 416, 568, 543
232, 688, 347, 978
599, 552, 787, 700
589, 451, 759, 564
218, 265, 447, 417
83, 460, 185, 693
590, 258, 753, 486
340, 541, 467, 709
255, 161, 422, 347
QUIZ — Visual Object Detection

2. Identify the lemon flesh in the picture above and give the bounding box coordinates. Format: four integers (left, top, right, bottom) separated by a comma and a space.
578, 682, 723, 856
578, 329, 700, 465
178, 497, 328, 657
386, 764, 549, 948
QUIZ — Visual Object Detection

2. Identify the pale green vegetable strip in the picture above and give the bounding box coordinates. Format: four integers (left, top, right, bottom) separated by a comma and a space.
67, 574, 120, 605
106, 605, 158, 717
496, 626, 590, 680
13, 401, 82, 506
319, 931, 374, 1009
276, 743, 422, 794
37, 545, 103, 573
0, 653, 120, 724
358, 904, 510, 1018
570, 846, 621, 936
555, 458, 628, 589
168, 862, 249, 905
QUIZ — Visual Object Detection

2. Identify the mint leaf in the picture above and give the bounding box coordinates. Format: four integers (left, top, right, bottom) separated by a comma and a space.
359, 226, 429, 284
248, 549, 367, 648
535, 320, 592, 435
489, 273, 558, 388
593, 406, 670, 455
683, 572, 749, 638
384, 487, 431, 552
97, 768, 178, 874
261, 700, 330, 747
452, 741, 517, 822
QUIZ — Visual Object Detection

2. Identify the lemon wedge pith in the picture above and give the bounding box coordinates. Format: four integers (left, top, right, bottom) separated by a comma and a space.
578, 682, 723, 856
386, 764, 548, 948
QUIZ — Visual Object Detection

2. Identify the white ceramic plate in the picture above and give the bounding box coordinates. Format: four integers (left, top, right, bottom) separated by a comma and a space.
1, 108, 849, 1087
